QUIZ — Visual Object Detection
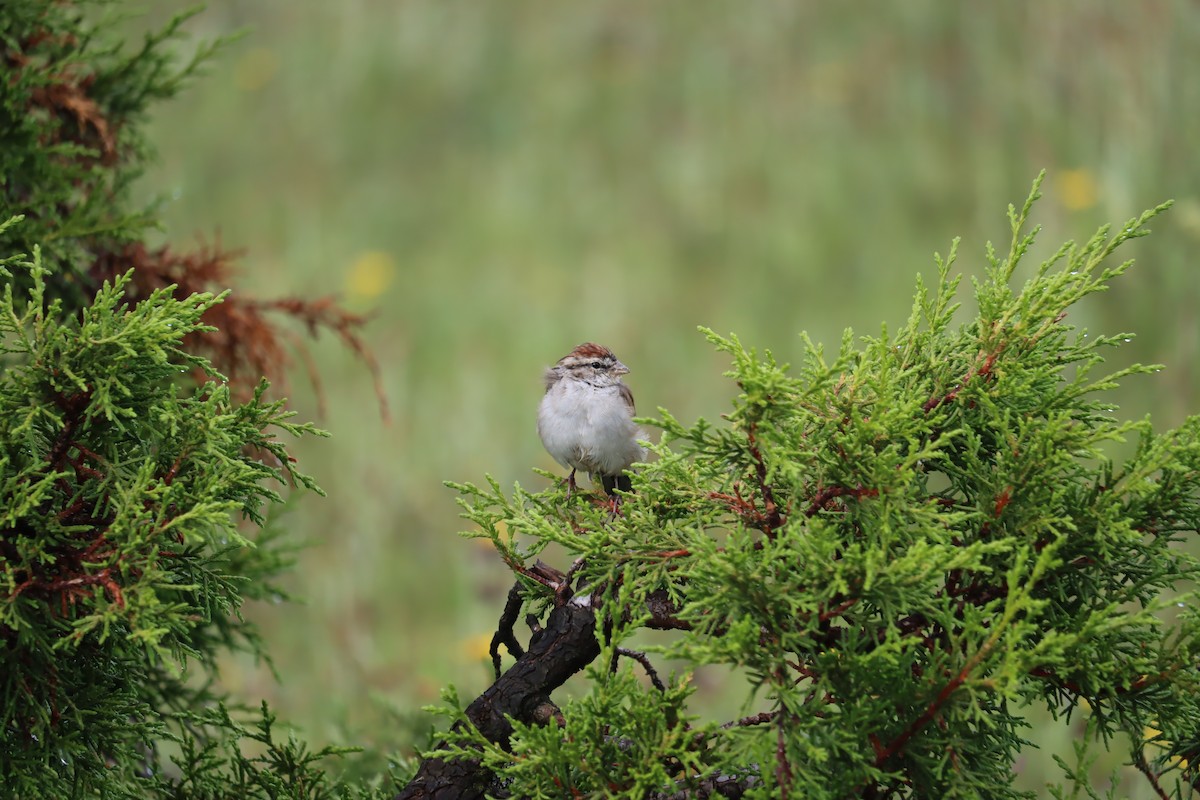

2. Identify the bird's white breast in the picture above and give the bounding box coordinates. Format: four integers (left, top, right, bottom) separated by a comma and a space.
537, 381, 643, 475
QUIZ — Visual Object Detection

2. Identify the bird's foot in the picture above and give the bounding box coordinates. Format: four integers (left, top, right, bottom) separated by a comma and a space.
589, 491, 624, 517
608, 494, 623, 517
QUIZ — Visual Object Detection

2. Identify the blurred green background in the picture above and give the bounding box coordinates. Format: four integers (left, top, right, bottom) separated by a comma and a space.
128, 1, 1199, 794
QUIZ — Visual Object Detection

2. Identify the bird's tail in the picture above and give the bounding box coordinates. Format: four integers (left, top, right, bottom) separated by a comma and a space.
601, 473, 633, 496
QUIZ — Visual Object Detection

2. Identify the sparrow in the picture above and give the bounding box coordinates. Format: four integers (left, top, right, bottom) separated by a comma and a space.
537, 343, 645, 498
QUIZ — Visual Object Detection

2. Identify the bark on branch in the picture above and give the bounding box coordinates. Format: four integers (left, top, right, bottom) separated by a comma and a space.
394, 594, 600, 799
395, 580, 761, 798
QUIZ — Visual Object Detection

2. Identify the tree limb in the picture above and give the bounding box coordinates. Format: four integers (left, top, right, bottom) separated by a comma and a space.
394, 595, 600, 799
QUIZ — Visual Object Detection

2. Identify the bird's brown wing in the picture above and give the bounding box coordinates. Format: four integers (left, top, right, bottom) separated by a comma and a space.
619, 383, 636, 414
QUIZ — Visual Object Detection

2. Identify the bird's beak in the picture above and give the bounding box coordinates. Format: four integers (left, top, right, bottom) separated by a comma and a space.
613, 360, 630, 376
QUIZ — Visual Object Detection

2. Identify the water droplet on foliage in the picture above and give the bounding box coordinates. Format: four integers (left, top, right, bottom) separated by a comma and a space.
1123, 338, 1132, 343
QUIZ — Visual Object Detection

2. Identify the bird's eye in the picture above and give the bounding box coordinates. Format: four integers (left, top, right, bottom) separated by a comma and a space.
591, 361, 604, 369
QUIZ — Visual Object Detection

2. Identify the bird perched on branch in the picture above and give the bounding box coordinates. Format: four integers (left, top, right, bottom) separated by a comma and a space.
537, 343, 645, 498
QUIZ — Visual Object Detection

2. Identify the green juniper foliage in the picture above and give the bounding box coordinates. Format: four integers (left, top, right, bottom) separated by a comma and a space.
1, 2, 401, 796
0, 1, 226, 308
444, 177, 1200, 798
0, 231, 367, 797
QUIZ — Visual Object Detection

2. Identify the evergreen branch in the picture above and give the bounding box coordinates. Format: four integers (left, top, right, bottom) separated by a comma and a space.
420, 179, 1195, 797
1131, 748, 1171, 800
745, 420, 785, 536
615, 646, 666, 692
870, 636, 997, 769
398, 597, 602, 800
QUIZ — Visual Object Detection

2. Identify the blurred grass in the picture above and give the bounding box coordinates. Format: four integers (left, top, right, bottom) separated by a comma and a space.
126, 1, 1200, 795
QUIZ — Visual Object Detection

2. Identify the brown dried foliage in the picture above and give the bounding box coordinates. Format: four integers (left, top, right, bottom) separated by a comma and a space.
91, 240, 390, 420
6, 30, 117, 166
7, 23, 387, 419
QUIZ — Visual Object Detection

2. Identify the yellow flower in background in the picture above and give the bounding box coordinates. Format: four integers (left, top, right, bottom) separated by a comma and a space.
1145, 724, 1191, 769
470, 533, 497, 553
234, 47, 280, 92
1057, 168, 1099, 211
461, 632, 495, 662
346, 251, 396, 301
470, 519, 504, 549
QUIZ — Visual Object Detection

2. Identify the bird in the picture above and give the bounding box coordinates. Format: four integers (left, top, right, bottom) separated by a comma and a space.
537, 343, 645, 499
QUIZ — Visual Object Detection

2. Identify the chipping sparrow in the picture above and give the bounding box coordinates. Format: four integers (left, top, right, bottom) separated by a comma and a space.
537, 343, 646, 497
